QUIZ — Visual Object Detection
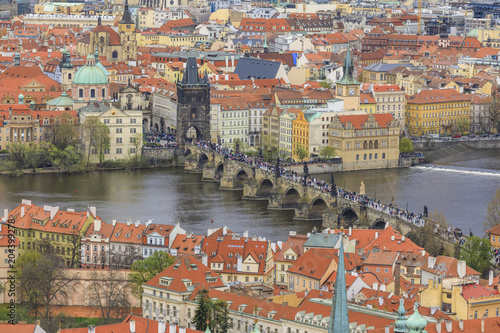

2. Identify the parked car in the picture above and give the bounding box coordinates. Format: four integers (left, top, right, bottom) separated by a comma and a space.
452, 134, 462, 138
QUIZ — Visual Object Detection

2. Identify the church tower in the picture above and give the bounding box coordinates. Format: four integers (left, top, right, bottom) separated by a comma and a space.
329, 233, 349, 333
176, 57, 210, 144
118, 0, 137, 61
61, 49, 76, 91
336, 44, 360, 110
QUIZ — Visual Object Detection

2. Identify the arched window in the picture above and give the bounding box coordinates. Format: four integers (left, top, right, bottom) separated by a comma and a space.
382, 153, 386, 159
79, 89, 83, 98
68, 73, 72, 80
356, 154, 359, 161
112, 51, 118, 58
91, 89, 95, 98
363, 141, 367, 149
369, 140, 373, 149
364, 154, 367, 160
375, 153, 378, 159
369, 154, 372, 160
374, 140, 379, 148
102, 88, 106, 98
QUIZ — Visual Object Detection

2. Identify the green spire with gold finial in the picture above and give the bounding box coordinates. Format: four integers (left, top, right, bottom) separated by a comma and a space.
329, 232, 349, 333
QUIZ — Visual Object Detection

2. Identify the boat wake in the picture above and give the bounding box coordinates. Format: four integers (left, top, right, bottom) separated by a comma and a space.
413, 165, 500, 177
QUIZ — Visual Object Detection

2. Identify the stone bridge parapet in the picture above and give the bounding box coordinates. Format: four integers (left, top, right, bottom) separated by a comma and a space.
184, 145, 424, 235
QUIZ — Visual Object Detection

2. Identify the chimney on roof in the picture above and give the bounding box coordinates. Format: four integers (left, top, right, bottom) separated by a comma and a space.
94, 220, 101, 232
130, 319, 136, 333
89, 206, 97, 217
394, 260, 401, 296
445, 320, 452, 332
4, 208, 9, 221
457, 260, 466, 278
21, 206, 25, 218
127, 219, 131, 226
436, 321, 442, 333
375, 232, 379, 239
243, 230, 249, 238
50, 206, 59, 220
112, 219, 117, 226
378, 297, 383, 306
178, 328, 186, 333
489, 270, 494, 286
223, 225, 227, 235
428, 256, 437, 269
88, 325, 95, 333
348, 226, 352, 236
135, 220, 140, 228
458, 320, 463, 331
168, 322, 175, 333
372, 282, 378, 290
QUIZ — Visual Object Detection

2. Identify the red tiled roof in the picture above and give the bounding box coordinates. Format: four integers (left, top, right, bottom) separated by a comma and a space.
145, 256, 224, 292
337, 113, 395, 130
408, 88, 471, 104
92, 25, 121, 46
462, 283, 499, 301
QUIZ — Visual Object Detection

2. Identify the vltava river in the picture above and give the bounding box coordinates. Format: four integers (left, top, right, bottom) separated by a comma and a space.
0, 149, 499, 240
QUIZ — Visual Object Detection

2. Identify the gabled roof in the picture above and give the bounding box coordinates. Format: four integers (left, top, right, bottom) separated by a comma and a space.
144, 256, 224, 293
234, 57, 281, 80
287, 248, 337, 281
336, 113, 395, 130
407, 88, 471, 104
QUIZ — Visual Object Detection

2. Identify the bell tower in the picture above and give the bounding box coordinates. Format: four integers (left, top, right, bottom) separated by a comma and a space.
118, 0, 137, 61
336, 44, 360, 110
61, 49, 75, 91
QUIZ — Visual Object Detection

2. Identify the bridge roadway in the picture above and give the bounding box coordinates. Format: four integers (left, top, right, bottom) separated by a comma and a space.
184, 143, 426, 235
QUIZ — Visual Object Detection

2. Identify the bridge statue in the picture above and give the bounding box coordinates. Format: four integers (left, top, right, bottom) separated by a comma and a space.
303, 162, 309, 186
360, 181, 365, 196
275, 157, 280, 178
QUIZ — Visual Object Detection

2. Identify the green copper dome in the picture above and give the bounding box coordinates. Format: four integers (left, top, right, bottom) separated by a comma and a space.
406, 304, 427, 333
73, 54, 108, 86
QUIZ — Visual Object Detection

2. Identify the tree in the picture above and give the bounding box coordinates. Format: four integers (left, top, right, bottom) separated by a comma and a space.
489, 94, 500, 134
53, 145, 84, 173
46, 111, 78, 150
68, 229, 82, 268
209, 299, 232, 333
484, 187, 500, 233
89, 270, 131, 324
319, 146, 336, 160
129, 251, 174, 299
294, 142, 308, 162
233, 138, 241, 153
192, 290, 232, 333
261, 134, 278, 162
319, 79, 333, 88
459, 236, 493, 277
81, 116, 110, 165
406, 212, 447, 257
455, 119, 470, 134
16, 244, 75, 323
192, 289, 211, 331
399, 137, 413, 153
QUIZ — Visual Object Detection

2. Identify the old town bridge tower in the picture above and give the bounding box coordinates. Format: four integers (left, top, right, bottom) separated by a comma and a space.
176, 57, 211, 145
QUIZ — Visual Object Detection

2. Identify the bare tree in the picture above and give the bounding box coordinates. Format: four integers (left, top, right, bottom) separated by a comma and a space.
17, 241, 76, 323
484, 187, 500, 233
89, 270, 131, 324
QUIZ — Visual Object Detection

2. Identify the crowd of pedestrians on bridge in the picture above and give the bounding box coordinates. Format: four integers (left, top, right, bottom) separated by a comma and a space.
195, 140, 428, 228
145, 131, 177, 148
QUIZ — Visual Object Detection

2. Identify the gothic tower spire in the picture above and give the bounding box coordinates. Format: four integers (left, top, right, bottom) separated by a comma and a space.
329, 233, 349, 333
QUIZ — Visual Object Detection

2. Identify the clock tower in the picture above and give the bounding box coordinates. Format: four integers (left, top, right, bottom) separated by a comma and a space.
336, 45, 360, 110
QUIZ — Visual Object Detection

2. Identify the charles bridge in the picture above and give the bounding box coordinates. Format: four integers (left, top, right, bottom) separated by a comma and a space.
184, 145, 424, 236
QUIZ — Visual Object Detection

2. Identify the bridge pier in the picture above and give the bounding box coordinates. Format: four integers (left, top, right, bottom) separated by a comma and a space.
202, 165, 216, 181
293, 201, 313, 220
184, 154, 200, 173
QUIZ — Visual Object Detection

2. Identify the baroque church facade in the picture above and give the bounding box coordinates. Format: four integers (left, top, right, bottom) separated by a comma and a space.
76, 1, 137, 63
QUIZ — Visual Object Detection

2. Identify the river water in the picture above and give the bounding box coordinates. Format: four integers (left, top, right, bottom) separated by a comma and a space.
0, 149, 499, 241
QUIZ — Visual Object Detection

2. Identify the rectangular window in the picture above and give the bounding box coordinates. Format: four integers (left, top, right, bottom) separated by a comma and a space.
116, 138, 122, 144
116, 128, 122, 133
116, 119, 122, 124
130, 128, 136, 133
116, 148, 122, 154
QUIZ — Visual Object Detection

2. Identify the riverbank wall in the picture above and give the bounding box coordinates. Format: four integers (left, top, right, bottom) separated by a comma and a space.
414, 139, 500, 150
142, 147, 185, 166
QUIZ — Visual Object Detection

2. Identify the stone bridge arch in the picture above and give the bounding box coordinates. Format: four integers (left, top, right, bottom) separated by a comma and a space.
340, 207, 359, 227
234, 169, 250, 189
215, 162, 224, 180
256, 178, 274, 198
283, 187, 301, 208
309, 196, 329, 220
371, 219, 387, 229
198, 152, 209, 167
185, 148, 192, 156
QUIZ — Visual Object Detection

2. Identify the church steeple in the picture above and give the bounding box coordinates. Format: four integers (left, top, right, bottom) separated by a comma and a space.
338, 43, 358, 85
119, 0, 134, 25
263, 33, 268, 54
329, 233, 349, 333
394, 298, 407, 333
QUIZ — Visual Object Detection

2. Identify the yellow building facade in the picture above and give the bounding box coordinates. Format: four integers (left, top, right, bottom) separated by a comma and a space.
406, 89, 471, 137
292, 109, 310, 161
136, 33, 207, 47
329, 113, 400, 171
